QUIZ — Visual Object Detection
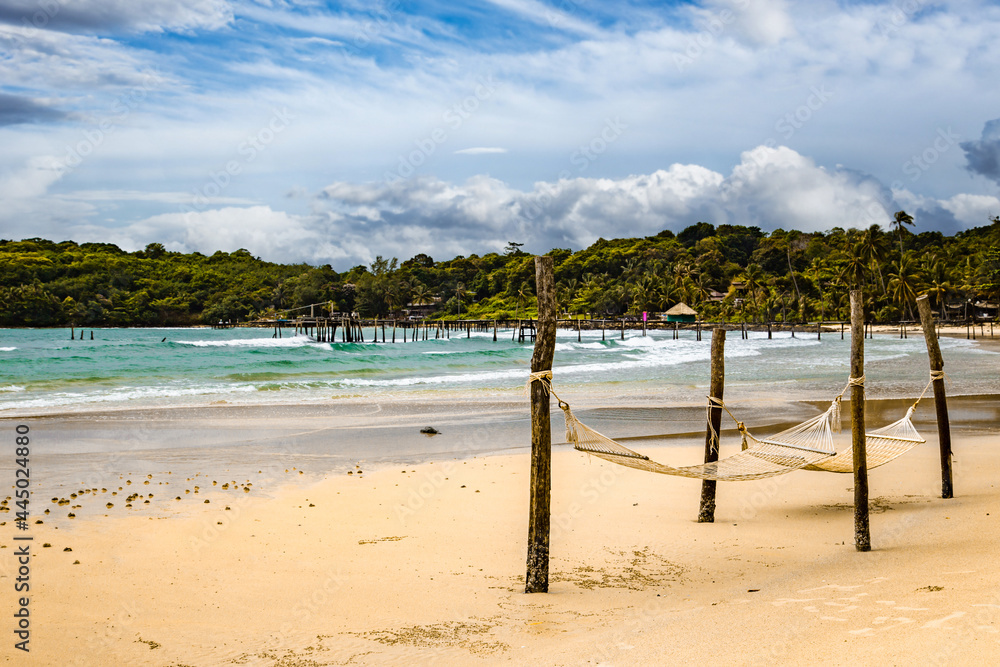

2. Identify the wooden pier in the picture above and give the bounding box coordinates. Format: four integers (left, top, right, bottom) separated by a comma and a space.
221, 316, 859, 343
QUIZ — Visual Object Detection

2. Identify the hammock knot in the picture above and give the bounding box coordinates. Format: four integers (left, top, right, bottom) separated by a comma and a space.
930, 369, 946, 381
848, 375, 865, 388
830, 396, 842, 434
526, 370, 553, 397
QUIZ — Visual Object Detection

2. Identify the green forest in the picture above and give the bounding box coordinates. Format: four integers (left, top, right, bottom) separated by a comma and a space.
1, 214, 999, 327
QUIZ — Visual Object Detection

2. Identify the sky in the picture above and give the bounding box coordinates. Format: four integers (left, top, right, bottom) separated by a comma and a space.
1, 0, 999, 269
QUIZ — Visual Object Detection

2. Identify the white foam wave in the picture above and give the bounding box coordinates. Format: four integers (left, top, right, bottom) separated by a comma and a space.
0, 347, 16, 351
179, 335, 320, 349
0, 385, 25, 392
340, 367, 526, 387
0, 382, 258, 411
555, 341, 607, 352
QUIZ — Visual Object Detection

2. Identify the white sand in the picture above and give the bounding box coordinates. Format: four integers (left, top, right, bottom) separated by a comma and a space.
5, 425, 998, 665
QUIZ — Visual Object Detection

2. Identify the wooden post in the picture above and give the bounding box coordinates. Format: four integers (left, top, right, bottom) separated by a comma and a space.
850, 290, 871, 552
602, 319, 605, 341
767, 320, 771, 340
817, 321, 821, 340
916, 295, 954, 499
698, 328, 726, 523
577, 317, 581, 342
526, 256, 557, 594
697, 318, 702, 342
494, 320, 498, 342
620, 318, 625, 340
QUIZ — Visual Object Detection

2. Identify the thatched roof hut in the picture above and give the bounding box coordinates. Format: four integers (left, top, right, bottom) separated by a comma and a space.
664, 302, 698, 322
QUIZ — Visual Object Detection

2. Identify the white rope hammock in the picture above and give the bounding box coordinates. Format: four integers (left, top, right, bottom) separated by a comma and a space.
529, 372, 931, 482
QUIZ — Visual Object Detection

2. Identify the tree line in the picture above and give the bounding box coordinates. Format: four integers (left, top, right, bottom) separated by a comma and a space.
1, 214, 998, 327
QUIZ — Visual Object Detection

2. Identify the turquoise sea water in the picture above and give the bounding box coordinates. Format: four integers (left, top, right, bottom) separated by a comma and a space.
1, 326, 998, 416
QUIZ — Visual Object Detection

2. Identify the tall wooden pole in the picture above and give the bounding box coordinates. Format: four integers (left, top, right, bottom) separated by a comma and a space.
526, 256, 557, 593
916, 295, 954, 498
850, 290, 871, 552
698, 328, 726, 523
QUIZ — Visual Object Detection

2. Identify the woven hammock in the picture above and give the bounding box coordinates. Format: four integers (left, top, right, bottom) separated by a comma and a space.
531, 372, 931, 482
804, 405, 925, 473
562, 399, 838, 481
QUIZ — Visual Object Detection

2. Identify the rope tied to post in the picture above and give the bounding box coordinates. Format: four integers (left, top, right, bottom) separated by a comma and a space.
707, 395, 753, 451
910, 369, 949, 413
526, 370, 553, 396
527, 370, 576, 442
848, 375, 865, 388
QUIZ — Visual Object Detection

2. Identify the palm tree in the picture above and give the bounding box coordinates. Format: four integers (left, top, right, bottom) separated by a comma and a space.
888, 253, 923, 321
738, 263, 766, 322
272, 284, 286, 309
454, 282, 473, 318
410, 283, 432, 306
839, 242, 869, 289
860, 225, 889, 291
890, 210, 915, 261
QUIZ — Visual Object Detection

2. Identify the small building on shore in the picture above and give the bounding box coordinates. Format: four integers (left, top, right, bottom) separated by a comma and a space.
664, 302, 698, 323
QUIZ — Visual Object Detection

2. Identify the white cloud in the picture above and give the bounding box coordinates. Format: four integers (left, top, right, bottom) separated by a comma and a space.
940, 193, 1000, 225
0, 0, 232, 34
0, 155, 68, 199
454, 147, 508, 155
0, 25, 165, 91
109, 206, 328, 262
482, 0, 604, 38
3, 142, 995, 266
703, 0, 796, 47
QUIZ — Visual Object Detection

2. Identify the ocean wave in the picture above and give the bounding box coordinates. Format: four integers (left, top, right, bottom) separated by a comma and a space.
178, 335, 320, 349
555, 341, 608, 352
0, 347, 16, 352
339, 367, 526, 387
0, 382, 258, 411
0, 385, 25, 392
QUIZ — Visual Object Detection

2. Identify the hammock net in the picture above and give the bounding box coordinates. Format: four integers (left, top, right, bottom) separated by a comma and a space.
562, 399, 839, 482
535, 372, 931, 482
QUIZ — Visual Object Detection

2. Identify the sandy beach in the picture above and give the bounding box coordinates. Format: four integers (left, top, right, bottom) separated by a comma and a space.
3, 393, 998, 665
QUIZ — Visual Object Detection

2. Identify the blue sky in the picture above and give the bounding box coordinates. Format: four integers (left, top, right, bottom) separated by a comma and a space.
1, 0, 999, 268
